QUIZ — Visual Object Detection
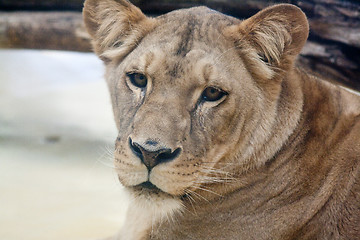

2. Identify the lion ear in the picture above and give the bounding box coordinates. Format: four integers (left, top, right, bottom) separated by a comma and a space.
224, 4, 309, 80
83, 0, 156, 62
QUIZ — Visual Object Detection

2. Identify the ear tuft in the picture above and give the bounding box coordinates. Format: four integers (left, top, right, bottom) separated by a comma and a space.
224, 4, 309, 80
83, 0, 156, 62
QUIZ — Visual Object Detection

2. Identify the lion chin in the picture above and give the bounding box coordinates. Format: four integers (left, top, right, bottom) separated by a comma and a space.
83, 1, 360, 239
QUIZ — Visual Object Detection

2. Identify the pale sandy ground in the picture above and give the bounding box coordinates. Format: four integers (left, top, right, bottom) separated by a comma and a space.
0, 50, 129, 240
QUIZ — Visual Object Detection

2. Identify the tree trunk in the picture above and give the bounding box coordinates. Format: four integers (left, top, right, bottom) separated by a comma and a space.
0, 0, 359, 90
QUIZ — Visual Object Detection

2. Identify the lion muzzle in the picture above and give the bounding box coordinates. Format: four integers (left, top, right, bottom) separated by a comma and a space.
129, 137, 182, 170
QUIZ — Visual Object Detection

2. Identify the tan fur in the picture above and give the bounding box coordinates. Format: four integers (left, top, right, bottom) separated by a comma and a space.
83, 1, 360, 239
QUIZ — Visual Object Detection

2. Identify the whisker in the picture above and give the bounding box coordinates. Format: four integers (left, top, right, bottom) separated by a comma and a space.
199, 167, 238, 182
188, 189, 210, 203
183, 189, 198, 215
184, 189, 197, 204
193, 185, 223, 198
201, 168, 232, 175
92, 147, 117, 170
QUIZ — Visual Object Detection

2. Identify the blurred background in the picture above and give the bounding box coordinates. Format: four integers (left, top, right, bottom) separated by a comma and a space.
0, 0, 359, 240
0, 49, 127, 240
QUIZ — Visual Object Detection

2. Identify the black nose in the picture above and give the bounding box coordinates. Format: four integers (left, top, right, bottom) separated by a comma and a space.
129, 138, 181, 170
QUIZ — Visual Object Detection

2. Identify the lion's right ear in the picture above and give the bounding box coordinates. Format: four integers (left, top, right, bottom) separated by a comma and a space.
83, 0, 156, 62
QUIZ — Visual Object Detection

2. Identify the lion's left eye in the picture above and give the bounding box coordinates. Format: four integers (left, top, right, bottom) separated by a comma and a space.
201, 87, 228, 102
127, 72, 147, 88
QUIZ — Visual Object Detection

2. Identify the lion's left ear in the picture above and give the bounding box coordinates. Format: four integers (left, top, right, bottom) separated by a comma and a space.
83, 0, 156, 62
224, 4, 309, 80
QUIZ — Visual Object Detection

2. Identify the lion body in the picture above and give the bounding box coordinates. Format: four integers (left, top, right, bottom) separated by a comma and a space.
83, 1, 360, 239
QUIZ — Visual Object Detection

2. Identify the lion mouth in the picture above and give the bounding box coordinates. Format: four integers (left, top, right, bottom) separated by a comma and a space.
133, 181, 163, 193
139, 181, 158, 190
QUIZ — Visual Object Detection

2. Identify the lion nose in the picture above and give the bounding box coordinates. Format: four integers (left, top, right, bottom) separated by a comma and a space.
129, 138, 181, 170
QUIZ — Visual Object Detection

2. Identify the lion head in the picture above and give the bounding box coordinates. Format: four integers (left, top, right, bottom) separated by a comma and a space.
83, 0, 308, 221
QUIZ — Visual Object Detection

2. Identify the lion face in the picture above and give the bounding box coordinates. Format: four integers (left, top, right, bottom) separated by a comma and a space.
106, 13, 271, 197
110, 34, 259, 197
83, 1, 308, 199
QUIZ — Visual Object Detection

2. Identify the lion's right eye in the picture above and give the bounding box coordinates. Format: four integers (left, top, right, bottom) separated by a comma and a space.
127, 72, 147, 88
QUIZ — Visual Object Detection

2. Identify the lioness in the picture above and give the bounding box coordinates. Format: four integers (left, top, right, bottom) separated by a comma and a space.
83, 0, 360, 239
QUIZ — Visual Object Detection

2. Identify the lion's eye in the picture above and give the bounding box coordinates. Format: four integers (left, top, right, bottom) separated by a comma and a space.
201, 87, 227, 102
127, 72, 147, 88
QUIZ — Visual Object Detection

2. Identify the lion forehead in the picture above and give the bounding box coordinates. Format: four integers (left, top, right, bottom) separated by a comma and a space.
144, 8, 237, 55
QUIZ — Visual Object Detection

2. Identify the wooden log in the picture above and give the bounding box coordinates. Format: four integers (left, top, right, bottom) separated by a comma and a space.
297, 0, 360, 48
0, 0, 359, 90
1, 0, 359, 47
0, 11, 91, 52
300, 41, 360, 90
0, 0, 85, 11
